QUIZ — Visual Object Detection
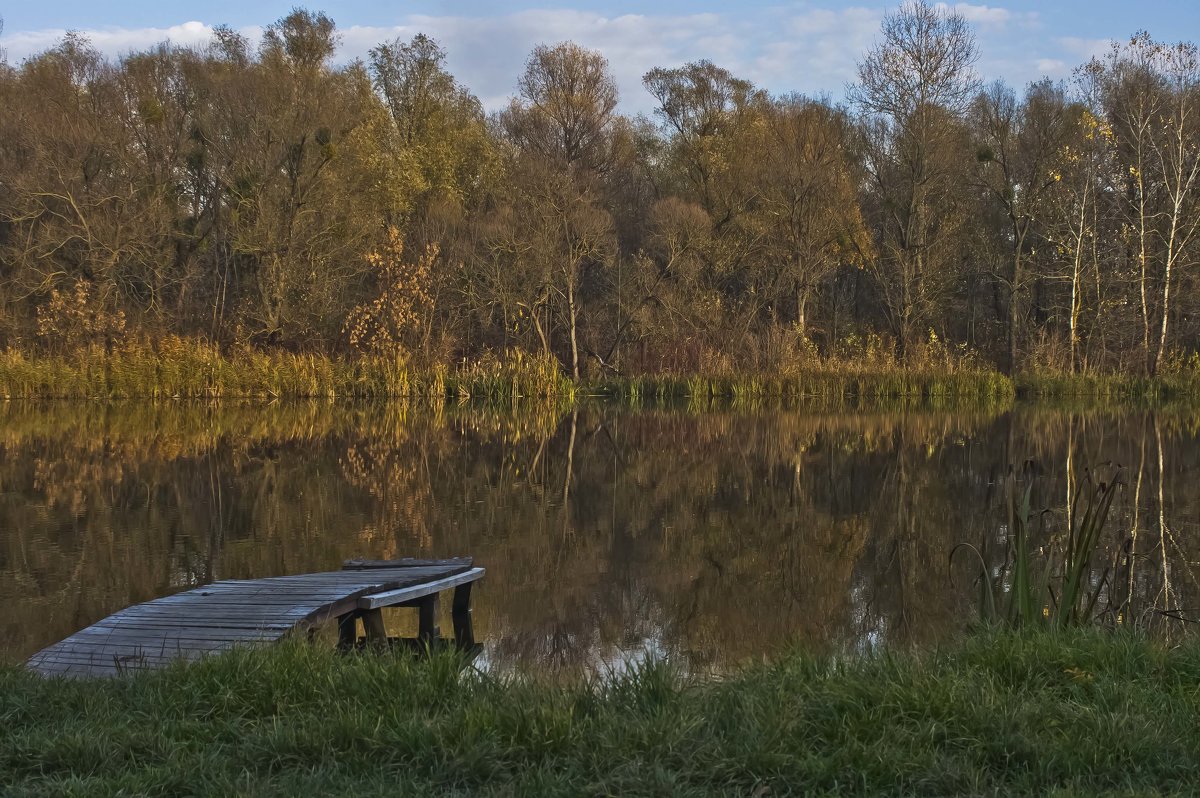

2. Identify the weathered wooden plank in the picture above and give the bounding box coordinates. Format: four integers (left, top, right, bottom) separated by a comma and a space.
136, 600, 348, 611
90, 620, 295, 633
112, 603, 329, 617
171, 581, 405, 595
98, 613, 312, 627
143, 589, 430, 607
111, 604, 316, 619
114, 600, 318, 614
180, 567, 466, 592
343, 557, 472, 570
34, 663, 123, 678
32, 642, 238, 663
30, 641, 246, 674
291, 569, 468, 582
57, 627, 279, 644
39, 633, 248, 650
32, 637, 274, 676
40, 636, 243, 653
91, 613, 273, 627
160, 576, 465, 603
33, 644, 253, 663
357, 568, 485, 610
247, 566, 465, 581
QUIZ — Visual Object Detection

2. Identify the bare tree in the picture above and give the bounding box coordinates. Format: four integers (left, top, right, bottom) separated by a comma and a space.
1104, 34, 1170, 372
641, 61, 771, 362
758, 96, 868, 338
972, 80, 1074, 372
500, 43, 620, 377
1102, 34, 1200, 374
1150, 41, 1200, 372
643, 61, 760, 219
851, 0, 980, 362
505, 42, 618, 172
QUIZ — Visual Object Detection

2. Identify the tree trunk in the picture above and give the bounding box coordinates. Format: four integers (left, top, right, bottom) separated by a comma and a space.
1008, 246, 1021, 375
567, 270, 580, 380
1155, 259, 1171, 377
1137, 169, 1152, 375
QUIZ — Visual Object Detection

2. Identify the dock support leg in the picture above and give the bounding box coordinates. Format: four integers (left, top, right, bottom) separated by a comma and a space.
362, 609, 387, 647
451, 582, 474, 648
337, 612, 359, 651
418, 594, 440, 643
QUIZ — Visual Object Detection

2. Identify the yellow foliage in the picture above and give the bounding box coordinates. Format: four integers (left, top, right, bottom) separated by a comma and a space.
344, 227, 437, 357
35, 281, 126, 351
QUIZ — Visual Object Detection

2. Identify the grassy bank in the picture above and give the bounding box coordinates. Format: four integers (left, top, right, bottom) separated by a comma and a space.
1016, 371, 1200, 403
9, 338, 1200, 406
1, 339, 1013, 403
0, 340, 574, 401
594, 369, 1015, 407
3, 631, 1198, 795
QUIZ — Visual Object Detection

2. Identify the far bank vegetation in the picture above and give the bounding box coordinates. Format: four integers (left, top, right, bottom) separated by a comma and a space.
1, 4, 1199, 396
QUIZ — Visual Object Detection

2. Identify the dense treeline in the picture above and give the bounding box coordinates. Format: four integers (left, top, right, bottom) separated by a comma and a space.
0, 3, 1197, 379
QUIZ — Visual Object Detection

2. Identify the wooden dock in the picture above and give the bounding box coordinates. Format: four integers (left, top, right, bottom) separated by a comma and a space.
27, 558, 484, 678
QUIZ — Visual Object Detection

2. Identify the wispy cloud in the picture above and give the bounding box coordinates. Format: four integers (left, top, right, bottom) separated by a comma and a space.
2, 20, 217, 59
0, 5, 1118, 112
936, 3, 1011, 26
1058, 36, 1114, 62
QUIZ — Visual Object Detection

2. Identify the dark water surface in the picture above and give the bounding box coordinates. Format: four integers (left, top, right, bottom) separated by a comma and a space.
2, 401, 1198, 673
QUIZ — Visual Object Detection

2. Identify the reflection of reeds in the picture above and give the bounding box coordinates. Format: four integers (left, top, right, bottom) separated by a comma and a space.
954, 466, 1126, 628
0, 400, 569, 458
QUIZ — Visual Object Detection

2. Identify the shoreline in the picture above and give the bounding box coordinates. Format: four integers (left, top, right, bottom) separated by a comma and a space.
5, 341, 1200, 405
2, 630, 1194, 794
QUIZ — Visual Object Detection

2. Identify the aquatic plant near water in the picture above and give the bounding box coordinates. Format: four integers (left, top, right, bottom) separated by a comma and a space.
952, 465, 1126, 628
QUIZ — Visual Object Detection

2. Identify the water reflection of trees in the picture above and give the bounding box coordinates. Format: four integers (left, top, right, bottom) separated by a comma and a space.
2, 402, 1200, 671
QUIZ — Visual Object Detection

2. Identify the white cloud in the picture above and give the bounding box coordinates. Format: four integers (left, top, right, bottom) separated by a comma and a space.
2, 8, 881, 112
938, 3, 1010, 25
0, 5, 1126, 113
2, 20, 216, 60
1058, 36, 1114, 62
1035, 58, 1069, 77
759, 6, 881, 95
374, 10, 763, 111
933, 3, 1041, 27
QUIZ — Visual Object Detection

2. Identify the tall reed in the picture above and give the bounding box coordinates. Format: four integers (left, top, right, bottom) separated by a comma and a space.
953, 465, 1126, 628
0, 339, 572, 400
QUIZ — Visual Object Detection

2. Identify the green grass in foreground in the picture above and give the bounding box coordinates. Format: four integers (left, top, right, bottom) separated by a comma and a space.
3, 631, 1199, 796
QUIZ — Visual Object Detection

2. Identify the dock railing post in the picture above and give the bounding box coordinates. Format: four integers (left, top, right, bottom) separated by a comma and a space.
451, 582, 474, 648
337, 612, 359, 651
362, 609, 388, 648
418, 595, 440, 643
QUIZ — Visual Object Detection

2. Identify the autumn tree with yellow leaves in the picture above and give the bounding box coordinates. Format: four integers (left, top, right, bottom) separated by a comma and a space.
344, 227, 436, 359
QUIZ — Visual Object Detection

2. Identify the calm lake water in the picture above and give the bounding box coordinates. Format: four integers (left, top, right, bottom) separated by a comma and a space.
2, 401, 1198, 673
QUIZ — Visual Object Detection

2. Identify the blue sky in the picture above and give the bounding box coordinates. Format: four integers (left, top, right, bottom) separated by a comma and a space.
2, 2, 1198, 112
